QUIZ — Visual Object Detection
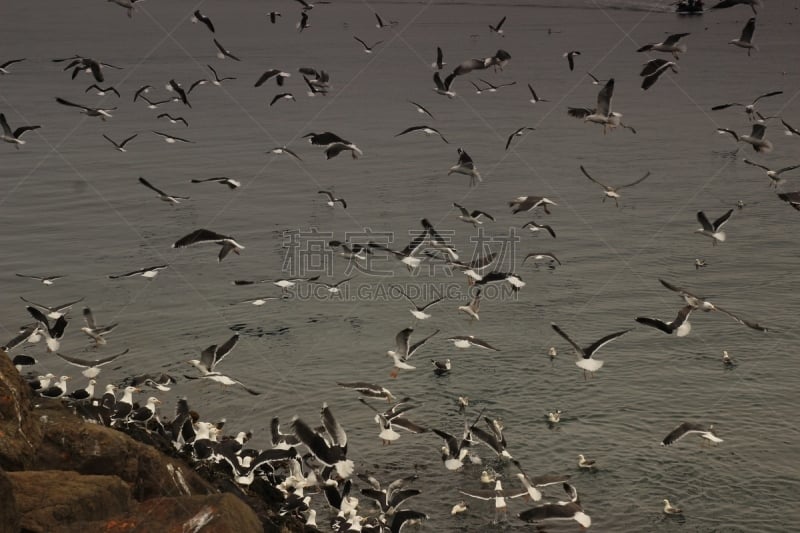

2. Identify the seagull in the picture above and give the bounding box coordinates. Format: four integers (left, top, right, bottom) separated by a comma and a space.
291, 406, 354, 479
449, 147, 481, 187
395, 125, 448, 143
711, 0, 763, 15
451, 501, 469, 515
0, 114, 39, 149
337, 382, 396, 402
56, 349, 129, 379
459, 480, 526, 520
431, 358, 451, 375
359, 398, 426, 444
663, 499, 683, 514
453, 203, 494, 226
315, 190, 348, 209
387, 327, 440, 378
580, 165, 651, 207
267, 11, 281, 23
522, 221, 556, 238
587, 71, 606, 85
637, 33, 690, 60
102, 133, 136, 152
563, 50, 581, 71
695, 209, 733, 245
2, 325, 42, 352
457, 288, 481, 320
313, 277, 353, 294
152, 130, 194, 144
392, 286, 443, 320
488, 16, 507, 35
695, 258, 708, 270
55, 97, 115, 120
743, 159, 799, 187
84, 84, 120, 97
191, 176, 241, 189
471, 78, 516, 94
138, 95, 172, 109
26, 306, 68, 352
80, 307, 119, 346
15, 273, 63, 285
729, 17, 758, 55
433, 71, 457, 98
567, 78, 634, 133
522, 252, 561, 267
166, 79, 191, 107
722, 350, 737, 367
172, 228, 244, 261
0, 58, 25, 74
353, 36, 383, 53
297, 11, 310, 32
20, 296, 83, 319
509, 196, 557, 214
431, 46, 445, 70
138, 177, 189, 205
374, 13, 398, 29
505, 127, 535, 151
270, 93, 295, 106
107, 0, 144, 18
658, 278, 767, 331
39, 375, 70, 399
191, 9, 215, 33
527, 84, 548, 104
369, 232, 426, 270
661, 422, 723, 446
408, 100, 434, 119
207, 64, 235, 85
712, 91, 782, 120
474, 271, 525, 291
577, 454, 596, 469
187, 333, 239, 375
132, 84, 152, 101
777, 190, 800, 211
233, 275, 320, 289
511, 461, 570, 501
269, 146, 302, 160
66, 378, 96, 402
551, 323, 631, 379
717, 124, 772, 153
254, 69, 291, 87
640, 59, 678, 90
108, 265, 168, 279
781, 119, 800, 136
446, 335, 499, 351
328, 240, 371, 261
325, 142, 362, 160
635, 305, 694, 336
213, 38, 241, 61
518, 483, 591, 528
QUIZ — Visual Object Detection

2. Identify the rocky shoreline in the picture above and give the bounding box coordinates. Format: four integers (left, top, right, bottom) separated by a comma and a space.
0, 352, 305, 533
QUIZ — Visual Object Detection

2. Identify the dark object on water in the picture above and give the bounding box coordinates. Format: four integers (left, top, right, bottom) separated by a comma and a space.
676, 0, 704, 14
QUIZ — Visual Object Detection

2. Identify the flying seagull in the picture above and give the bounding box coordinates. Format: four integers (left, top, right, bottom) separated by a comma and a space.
138, 177, 189, 205
433, 71, 456, 98
563, 50, 581, 71
270, 93, 295, 106
505, 127, 535, 151
353, 36, 383, 53
387, 327, 440, 378
711, 91, 782, 120
318, 190, 347, 208
102, 133, 136, 152
509, 196, 557, 214
0, 113, 40, 148
0, 58, 25, 74
191, 177, 241, 189
15, 274, 64, 286
375, 13, 398, 29
269, 146, 302, 160
408, 100, 434, 119
729, 17, 757, 56
711, 0, 762, 15
254, 69, 291, 87
567, 78, 635, 134
658, 278, 768, 331
213, 38, 241, 61
166, 79, 191, 107
152, 130, 195, 144
742, 159, 800, 188
156, 114, 188, 127
453, 203, 494, 227
522, 221, 556, 238
108, 265, 168, 279
717, 124, 772, 153
661, 422, 723, 446
448, 147, 481, 187
191, 9, 215, 33
635, 305, 694, 337
579, 165, 651, 207
395, 125, 448, 143
431, 46, 445, 70
695, 209, 733, 245
488, 16, 507, 35
550, 323, 631, 379
528, 84, 548, 104
55, 97, 115, 120
639, 59, 678, 91
636, 32, 690, 60
80, 307, 119, 346
172, 229, 244, 261
777, 190, 800, 211
85, 84, 120, 97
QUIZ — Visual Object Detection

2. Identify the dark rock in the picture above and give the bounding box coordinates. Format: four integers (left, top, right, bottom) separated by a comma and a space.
0, 467, 20, 533
0, 350, 43, 470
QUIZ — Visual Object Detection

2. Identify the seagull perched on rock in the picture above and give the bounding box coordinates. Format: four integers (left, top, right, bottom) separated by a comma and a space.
172, 229, 244, 262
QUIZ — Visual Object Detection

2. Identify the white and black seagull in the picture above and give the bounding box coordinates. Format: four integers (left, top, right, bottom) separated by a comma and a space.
729, 17, 758, 55
433, 71, 457, 98
56, 349, 129, 379
108, 265, 168, 279
395, 125, 448, 143
55, 97, 115, 120
152, 130, 195, 144
637, 32, 690, 60
717, 124, 772, 153
191, 177, 241, 189
15, 273, 64, 286
527, 83, 548, 104
191, 9, 215, 33
212, 38, 241, 61
453, 202, 494, 226
138, 177, 189, 205
551, 323, 631, 379
505, 127, 535, 151
392, 286, 443, 320
488, 16, 507, 35
448, 147, 481, 187
568, 78, 635, 134
580, 165, 651, 207
353, 35, 383, 53
509, 195, 557, 214
387, 327, 439, 378
635, 305, 694, 337
695, 209, 733, 245
318, 190, 347, 208
661, 422, 723, 446
640, 59, 678, 91
0, 113, 40, 148
517, 482, 591, 528
26, 306, 68, 352
0, 58, 25, 74
291, 404, 354, 479
658, 279, 768, 331
743, 159, 800, 188
172, 229, 244, 262
712, 90, 782, 120
102, 133, 136, 152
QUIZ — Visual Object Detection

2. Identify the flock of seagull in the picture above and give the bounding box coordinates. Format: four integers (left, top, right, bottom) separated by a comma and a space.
1, 0, 794, 530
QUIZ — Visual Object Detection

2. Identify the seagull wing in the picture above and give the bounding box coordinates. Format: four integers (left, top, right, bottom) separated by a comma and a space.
739, 17, 756, 43
752, 90, 782, 104
662, 32, 689, 46
82, 307, 97, 329
634, 316, 674, 334
661, 421, 707, 446
712, 208, 733, 230
55, 97, 88, 111
584, 329, 632, 357
619, 171, 651, 190
579, 165, 610, 189
394, 328, 413, 357
550, 323, 584, 356
55, 348, 128, 368
353, 35, 369, 49
138, 176, 168, 196
408, 329, 439, 358
716, 128, 739, 141
743, 159, 770, 172
597, 78, 614, 115
696, 211, 714, 232
173, 228, 228, 248
214, 333, 240, 366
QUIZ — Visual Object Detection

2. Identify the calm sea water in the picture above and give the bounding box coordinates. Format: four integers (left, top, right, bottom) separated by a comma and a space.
2, 0, 800, 530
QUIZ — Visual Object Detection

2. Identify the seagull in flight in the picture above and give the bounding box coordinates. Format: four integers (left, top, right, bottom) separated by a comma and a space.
0, 113, 40, 148
213, 38, 241, 61
563, 51, 581, 71
85, 84, 120, 97
448, 147, 481, 187
152, 131, 195, 144
637, 32, 690, 60
138, 177, 189, 205
318, 190, 347, 208
191, 177, 241, 189
0, 58, 25, 74
505, 127, 535, 151
635, 305, 694, 337
353, 36, 383, 53
55, 97, 116, 120
658, 278, 767, 331
695, 209, 733, 245
433, 71, 456, 98
408, 100, 434, 119
172, 229, 245, 262
387, 327, 440, 377
191, 9, 215, 33
453, 203, 494, 227
579, 165, 651, 207
711, 91, 782, 120
743, 159, 800, 188
156, 114, 188, 127
102, 133, 137, 152
488, 16, 507, 36
375, 13, 398, 29
729, 17, 758, 56
567, 79, 635, 134
639, 59, 678, 91
254, 69, 291, 87
717, 124, 772, 153
395, 125, 448, 143
711, 0, 762, 15
431, 46, 445, 70
527, 84, 548, 104
550, 323, 631, 379
16, 274, 64, 286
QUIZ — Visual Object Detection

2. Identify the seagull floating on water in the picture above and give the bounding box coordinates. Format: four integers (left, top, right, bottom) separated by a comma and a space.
191, 9, 215, 33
